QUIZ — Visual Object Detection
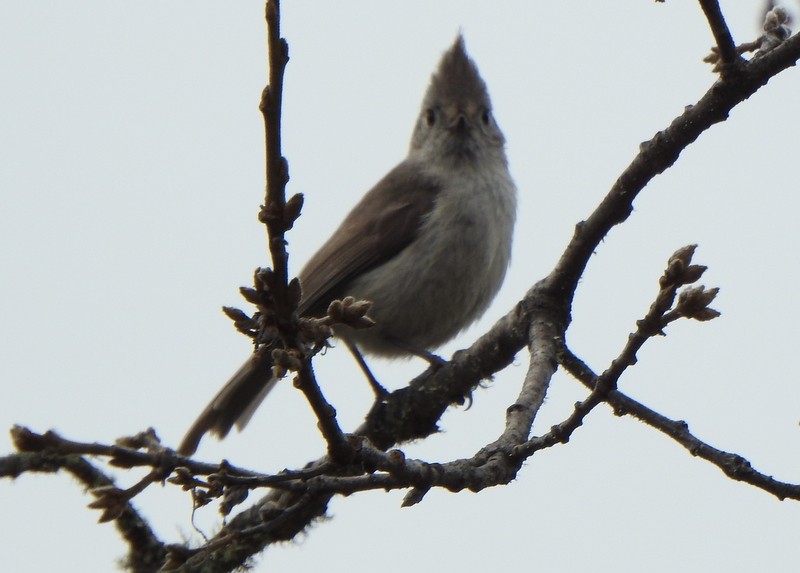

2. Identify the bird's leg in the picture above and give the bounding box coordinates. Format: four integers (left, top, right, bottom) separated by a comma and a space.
345, 340, 389, 398
389, 338, 470, 404
388, 338, 447, 368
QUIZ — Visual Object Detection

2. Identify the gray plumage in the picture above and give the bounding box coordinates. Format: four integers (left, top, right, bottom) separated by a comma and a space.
179, 36, 516, 455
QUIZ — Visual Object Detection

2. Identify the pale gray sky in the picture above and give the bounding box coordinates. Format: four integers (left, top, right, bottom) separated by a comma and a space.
2, 2, 800, 571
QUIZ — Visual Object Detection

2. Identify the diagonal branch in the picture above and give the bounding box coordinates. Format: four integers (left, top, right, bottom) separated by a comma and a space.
499, 317, 559, 445
293, 360, 354, 463
558, 348, 800, 501
512, 245, 717, 458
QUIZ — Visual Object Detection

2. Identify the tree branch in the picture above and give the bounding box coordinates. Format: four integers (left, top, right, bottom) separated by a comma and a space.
0, 438, 165, 572
558, 347, 800, 501
697, 0, 739, 67
258, 0, 292, 290
5, 6, 800, 573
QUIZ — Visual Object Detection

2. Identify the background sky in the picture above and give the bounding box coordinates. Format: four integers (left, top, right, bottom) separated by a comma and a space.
2, 2, 800, 571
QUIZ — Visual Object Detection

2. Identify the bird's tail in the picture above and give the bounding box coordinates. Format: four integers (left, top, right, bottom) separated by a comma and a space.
178, 346, 279, 455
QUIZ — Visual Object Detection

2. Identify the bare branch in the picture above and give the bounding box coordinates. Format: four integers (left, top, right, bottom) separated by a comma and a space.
558, 348, 800, 501
513, 245, 718, 457
498, 317, 559, 445
258, 0, 292, 290
704, 5, 793, 68
0, 437, 166, 572
698, 0, 740, 66
293, 361, 354, 464
7, 5, 800, 572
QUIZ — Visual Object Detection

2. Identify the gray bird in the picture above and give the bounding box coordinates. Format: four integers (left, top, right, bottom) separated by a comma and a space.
179, 36, 516, 455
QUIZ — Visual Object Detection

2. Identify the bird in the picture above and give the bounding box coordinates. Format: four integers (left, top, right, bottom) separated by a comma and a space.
179, 35, 517, 455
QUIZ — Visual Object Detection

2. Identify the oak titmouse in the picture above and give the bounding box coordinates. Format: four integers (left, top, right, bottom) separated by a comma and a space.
179, 35, 516, 455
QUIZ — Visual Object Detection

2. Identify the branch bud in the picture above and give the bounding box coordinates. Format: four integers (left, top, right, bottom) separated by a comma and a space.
676, 285, 721, 321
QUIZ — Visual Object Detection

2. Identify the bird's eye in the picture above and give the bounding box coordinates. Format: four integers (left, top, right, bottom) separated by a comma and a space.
425, 109, 436, 126
480, 110, 491, 125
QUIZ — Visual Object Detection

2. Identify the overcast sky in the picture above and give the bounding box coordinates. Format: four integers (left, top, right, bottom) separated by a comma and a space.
3, 2, 800, 571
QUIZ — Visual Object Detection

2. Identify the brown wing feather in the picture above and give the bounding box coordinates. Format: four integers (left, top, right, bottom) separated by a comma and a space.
299, 161, 442, 317
179, 162, 441, 454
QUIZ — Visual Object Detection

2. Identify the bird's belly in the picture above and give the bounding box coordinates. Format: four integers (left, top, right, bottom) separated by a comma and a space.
341, 215, 507, 356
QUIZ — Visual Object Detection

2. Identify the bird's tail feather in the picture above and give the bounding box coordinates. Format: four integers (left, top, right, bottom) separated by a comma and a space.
178, 346, 277, 455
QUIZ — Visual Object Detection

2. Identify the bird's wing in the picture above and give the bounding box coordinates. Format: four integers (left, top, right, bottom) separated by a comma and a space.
298, 161, 442, 317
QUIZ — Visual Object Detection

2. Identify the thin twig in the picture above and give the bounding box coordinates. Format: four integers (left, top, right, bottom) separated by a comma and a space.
697, 0, 740, 67
11, 425, 258, 478
0, 448, 166, 571
558, 347, 800, 501
293, 361, 353, 464
258, 0, 291, 291
514, 245, 717, 457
